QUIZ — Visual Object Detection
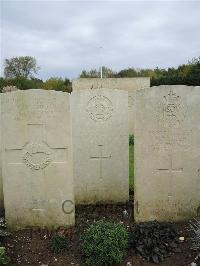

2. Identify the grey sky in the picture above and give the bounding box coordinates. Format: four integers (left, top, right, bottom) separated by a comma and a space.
1, 0, 200, 80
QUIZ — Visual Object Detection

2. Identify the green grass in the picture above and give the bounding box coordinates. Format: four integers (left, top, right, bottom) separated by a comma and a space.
129, 144, 134, 191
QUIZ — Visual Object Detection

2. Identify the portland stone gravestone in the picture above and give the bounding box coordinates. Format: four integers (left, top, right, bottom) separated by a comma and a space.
135, 85, 200, 222
72, 78, 150, 134
0, 88, 19, 212
71, 89, 129, 204
1, 90, 74, 230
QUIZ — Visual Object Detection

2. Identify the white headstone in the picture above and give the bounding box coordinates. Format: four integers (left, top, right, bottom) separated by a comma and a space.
71, 89, 129, 203
1, 90, 74, 230
72, 78, 150, 134
135, 85, 200, 222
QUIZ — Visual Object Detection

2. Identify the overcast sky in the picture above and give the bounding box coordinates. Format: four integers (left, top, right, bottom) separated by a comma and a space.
1, 0, 200, 80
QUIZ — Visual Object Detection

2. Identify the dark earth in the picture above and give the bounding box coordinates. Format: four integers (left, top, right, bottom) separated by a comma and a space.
1, 192, 198, 266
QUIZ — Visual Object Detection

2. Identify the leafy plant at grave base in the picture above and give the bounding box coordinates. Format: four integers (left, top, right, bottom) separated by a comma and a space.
49, 234, 69, 253
128, 220, 180, 263
129, 134, 134, 145
189, 219, 200, 265
0, 247, 10, 265
80, 220, 128, 266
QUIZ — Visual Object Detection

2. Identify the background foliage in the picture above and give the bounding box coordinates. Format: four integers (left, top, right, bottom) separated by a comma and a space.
0, 56, 200, 92
80, 57, 200, 86
4, 56, 39, 79
0, 56, 72, 92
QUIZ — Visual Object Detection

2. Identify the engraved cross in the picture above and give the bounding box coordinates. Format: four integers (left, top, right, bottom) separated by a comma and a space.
5, 123, 69, 213
157, 154, 183, 198
90, 145, 111, 179
6, 123, 68, 168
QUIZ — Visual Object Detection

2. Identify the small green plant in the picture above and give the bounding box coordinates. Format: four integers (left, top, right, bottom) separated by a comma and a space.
49, 234, 69, 253
80, 220, 128, 266
129, 134, 134, 145
0, 247, 10, 265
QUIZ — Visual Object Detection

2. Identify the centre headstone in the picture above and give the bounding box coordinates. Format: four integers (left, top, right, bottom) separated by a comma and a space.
134, 85, 200, 222
71, 89, 129, 203
1, 90, 74, 230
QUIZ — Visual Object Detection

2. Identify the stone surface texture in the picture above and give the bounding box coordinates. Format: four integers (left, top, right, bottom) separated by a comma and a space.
1, 90, 74, 230
72, 78, 150, 134
71, 88, 129, 204
134, 85, 200, 222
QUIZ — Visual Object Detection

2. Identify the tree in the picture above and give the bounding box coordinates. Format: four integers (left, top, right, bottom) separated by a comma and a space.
42, 77, 71, 93
80, 66, 116, 78
79, 57, 200, 86
4, 56, 39, 79
0, 76, 43, 91
150, 57, 200, 86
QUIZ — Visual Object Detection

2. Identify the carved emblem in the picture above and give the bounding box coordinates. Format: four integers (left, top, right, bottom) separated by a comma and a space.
86, 95, 113, 121
23, 142, 52, 170
162, 89, 186, 128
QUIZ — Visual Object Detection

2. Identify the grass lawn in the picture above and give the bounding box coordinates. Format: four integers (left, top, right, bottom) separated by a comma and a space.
129, 143, 134, 191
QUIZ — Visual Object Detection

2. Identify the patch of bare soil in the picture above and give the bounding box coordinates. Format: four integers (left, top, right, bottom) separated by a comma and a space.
2, 193, 198, 265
